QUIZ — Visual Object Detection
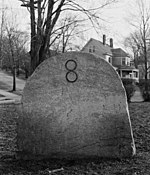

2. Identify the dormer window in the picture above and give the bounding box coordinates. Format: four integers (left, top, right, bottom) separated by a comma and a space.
89, 46, 92, 52
89, 45, 95, 53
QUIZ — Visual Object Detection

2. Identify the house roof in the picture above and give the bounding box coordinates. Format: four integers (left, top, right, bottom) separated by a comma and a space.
111, 48, 129, 57
81, 38, 112, 56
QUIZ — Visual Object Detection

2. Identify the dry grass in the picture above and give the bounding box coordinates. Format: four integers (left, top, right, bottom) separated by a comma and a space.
0, 102, 150, 175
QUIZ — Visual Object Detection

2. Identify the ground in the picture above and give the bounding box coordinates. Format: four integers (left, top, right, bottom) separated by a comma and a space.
0, 102, 150, 175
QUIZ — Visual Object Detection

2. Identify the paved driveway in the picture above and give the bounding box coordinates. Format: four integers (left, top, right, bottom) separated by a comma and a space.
131, 87, 144, 102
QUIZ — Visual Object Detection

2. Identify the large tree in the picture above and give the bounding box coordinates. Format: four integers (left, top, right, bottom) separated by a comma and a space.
125, 0, 150, 94
19, 0, 118, 74
124, 31, 143, 68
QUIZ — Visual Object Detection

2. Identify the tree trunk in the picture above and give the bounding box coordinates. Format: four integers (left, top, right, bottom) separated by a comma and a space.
30, 0, 37, 75
25, 70, 28, 79
7, 32, 16, 91
16, 59, 20, 76
30, 50, 38, 74
12, 66, 16, 91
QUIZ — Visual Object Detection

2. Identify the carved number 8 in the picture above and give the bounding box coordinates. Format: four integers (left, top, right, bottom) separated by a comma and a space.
65, 59, 78, 83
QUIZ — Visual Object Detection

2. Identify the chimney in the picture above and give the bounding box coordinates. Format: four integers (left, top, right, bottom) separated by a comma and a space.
110, 38, 113, 48
103, 34, 106, 45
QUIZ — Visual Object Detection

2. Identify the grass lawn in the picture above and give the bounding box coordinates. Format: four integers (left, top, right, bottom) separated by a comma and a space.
0, 81, 12, 91
0, 70, 26, 96
1, 69, 27, 81
0, 80, 22, 96
0, 102, 150, 175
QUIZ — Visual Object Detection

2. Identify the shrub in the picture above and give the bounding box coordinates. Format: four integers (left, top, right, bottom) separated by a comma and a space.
124, 84, 135, 102
138, 79, 150, 89
121, 79, 136, 102
121, 78, 135, 85
138, 79, 150, 102
142, 91, 150, 102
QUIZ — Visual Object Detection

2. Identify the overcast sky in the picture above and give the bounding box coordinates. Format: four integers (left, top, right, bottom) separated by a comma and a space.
0, 0, 150, 50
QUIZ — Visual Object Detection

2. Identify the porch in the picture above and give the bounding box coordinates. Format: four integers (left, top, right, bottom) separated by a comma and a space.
117, 68, 139, 83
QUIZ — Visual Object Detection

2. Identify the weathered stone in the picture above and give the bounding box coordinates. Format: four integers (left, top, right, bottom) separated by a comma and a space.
17, 52, 136, 159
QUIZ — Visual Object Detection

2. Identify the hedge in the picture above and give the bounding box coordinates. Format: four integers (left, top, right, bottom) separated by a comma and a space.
121, 79, 136, 103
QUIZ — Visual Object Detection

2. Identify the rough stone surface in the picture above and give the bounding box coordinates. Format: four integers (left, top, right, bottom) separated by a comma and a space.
17, 52, 136, 159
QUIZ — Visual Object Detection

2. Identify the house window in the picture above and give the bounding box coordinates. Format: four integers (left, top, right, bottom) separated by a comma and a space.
89, 45, 95, 53
134, 71, 138, 78
108, 57, 112, 64
122, 72, 126, 77
89, 46, 92, 52
129, 73, 132, 78
122, 58, 126, 65
93, 46, 95, 52
127, 61, 130, 66
130, 62, 134, 66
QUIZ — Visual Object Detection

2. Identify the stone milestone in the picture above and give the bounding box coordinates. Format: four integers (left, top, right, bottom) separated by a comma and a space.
17, 52, 136, 159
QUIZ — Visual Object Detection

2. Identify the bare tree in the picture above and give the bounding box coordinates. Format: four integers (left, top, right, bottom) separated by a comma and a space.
50, 14, 86, 53
125, 0, 150, 97
13, 31, 29, 76
0, 0, 5, 67
19, 0, 118, 74
138, 0, 150, 83
0, 6, 30, 90
124, 32, 143, 68
5, 26, 16, 91
2, 20, 29, 90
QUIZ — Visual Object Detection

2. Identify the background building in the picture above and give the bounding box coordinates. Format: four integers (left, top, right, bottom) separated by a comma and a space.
81, 35, 139, 82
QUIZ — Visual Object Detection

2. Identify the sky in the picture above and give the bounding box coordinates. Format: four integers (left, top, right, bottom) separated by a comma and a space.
0, 0, 150, 51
